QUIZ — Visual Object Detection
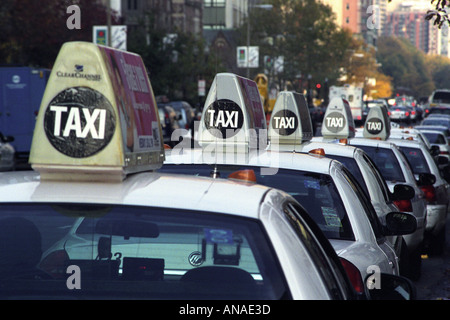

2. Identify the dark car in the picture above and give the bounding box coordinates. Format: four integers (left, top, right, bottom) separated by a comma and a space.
157, 105, 180, 147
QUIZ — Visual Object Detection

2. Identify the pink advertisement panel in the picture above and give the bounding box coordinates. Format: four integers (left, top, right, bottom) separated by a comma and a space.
100, 46, 160, 153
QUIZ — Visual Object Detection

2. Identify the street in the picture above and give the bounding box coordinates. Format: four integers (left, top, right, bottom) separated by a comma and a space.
414, 214, 450, 300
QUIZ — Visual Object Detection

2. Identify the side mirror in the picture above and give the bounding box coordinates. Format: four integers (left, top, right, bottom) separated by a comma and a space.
365, 273, 417, 300
417, 173, 436, 186
384, 212, 417, 236
430, 145, 440, 156
392, 184, 415, 201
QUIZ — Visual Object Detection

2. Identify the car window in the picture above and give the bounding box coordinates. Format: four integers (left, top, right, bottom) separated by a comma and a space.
422, 132, 445, 144
0, 203, 289, 300
422, 119, 450, 127
399, 147, 430, 174
324, 155, 369, 197
355, 145, 406, 183
160, 165, 355, 241
339, 166, 385, 240
361, 153, 392, 203
283, 202, 350, 299
432, 91, 450, 104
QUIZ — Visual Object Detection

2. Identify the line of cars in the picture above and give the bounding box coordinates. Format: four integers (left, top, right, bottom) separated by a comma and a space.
0, 42, 421, 300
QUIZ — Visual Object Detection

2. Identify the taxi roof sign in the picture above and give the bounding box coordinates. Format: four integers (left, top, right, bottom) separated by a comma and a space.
268, 91, 313, 145
29, 41, 164, 182
321, 98, 355, 139
198, 73, 267, 152
363, 105, 390, 140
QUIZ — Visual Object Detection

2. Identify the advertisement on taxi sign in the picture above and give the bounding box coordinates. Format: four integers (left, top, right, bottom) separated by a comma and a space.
100, 46, 161, 154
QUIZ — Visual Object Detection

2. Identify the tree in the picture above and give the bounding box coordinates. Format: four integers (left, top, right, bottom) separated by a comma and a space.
377, 36, 435, 98
0, 0, 118, 68
425, 54, 450, 90
237, 0, 352, 94
340, 37, 393, 99
127, 13, 222, 107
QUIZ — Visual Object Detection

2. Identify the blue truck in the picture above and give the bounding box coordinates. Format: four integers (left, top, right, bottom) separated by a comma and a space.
0, 66, 50, 168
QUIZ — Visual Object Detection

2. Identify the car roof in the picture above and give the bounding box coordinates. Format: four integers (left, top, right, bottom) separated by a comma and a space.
0, 170, 273, 219
165, 147, 336, 176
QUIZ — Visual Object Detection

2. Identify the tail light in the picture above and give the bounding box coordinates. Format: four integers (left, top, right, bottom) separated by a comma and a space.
405, 112, 410, 116
393, 199, 413, 212
420, 185, 436, 203
440, 151, 449, 155
340, 258, 364, 293
39, 249, 69, 279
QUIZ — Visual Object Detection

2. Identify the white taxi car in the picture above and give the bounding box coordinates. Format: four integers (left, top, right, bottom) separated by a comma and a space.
163, 76, 417, 294
347, 106, 429, 280
388, 136, 449, 256
0, 42, 381, 300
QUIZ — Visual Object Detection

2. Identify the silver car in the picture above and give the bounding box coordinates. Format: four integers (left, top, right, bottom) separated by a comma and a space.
418, 129, 450, 161
0, 169, 366, 300
298, 141, 416, 278
388, 137, 449, 256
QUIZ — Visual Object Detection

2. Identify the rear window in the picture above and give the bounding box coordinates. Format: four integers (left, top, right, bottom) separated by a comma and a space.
0, 204, 288, 300
432, 91, 450, 104
324, 155, 369, 196
422, 118, 450, 127
399, 147, 430, 174
160, 165, 355, 241
422, 132, 445, 144
353, 145, 406, 183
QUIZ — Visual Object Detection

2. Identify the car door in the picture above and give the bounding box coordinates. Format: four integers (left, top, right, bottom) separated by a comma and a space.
340, 166, 399, 275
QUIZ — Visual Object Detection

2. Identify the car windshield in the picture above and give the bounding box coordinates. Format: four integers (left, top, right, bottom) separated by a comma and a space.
0, 203, 288, 300
352, 145, 406, 183
399, 147, 431, 175
432, 91, 450, 104
422, 132, 445, 144
422, 119, 450, 127
160, 165, 354, 242
428, 108, 450, 116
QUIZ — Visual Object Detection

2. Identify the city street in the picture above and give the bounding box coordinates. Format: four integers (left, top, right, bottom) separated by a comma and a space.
415, 214, 450, 300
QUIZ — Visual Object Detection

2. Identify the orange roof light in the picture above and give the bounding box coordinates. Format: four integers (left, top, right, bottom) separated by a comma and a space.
339, 138, 348, 145
228, 169, 257, 183
309, 148, 326, 157
164, 144, 172, 150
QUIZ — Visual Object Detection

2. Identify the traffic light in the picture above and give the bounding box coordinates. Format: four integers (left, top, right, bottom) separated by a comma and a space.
316, 83, 321, 98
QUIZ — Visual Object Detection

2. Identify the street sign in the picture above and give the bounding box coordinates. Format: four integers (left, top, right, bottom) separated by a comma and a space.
237, 46, 259, 68
93, 25, 127, 50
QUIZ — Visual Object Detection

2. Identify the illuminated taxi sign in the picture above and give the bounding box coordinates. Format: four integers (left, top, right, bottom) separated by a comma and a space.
30, 41, 164, 181
268, 91, 313, 145
363, 105, 390, 140
198, 73, 267, 152
321, 98, 355, 139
